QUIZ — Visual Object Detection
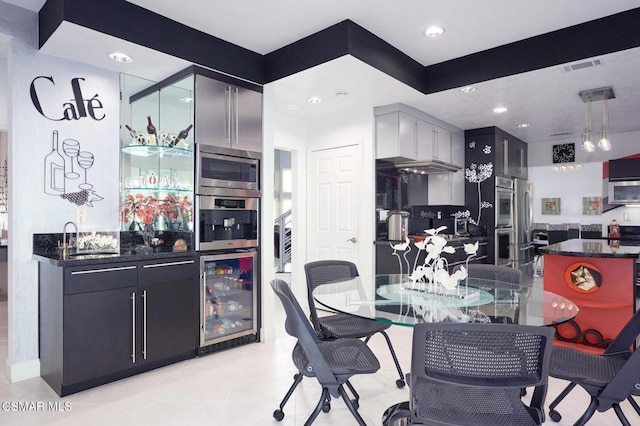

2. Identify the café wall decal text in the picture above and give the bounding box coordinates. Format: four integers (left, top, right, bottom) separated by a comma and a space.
30, 76, 106, 121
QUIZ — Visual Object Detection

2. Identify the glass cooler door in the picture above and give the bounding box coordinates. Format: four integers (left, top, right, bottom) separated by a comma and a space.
200, 250, 257, 347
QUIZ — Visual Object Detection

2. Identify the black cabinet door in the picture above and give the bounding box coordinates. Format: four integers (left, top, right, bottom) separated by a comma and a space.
64, 287, 135, 384
138, 259, 199, 363
609, 158, 640, 181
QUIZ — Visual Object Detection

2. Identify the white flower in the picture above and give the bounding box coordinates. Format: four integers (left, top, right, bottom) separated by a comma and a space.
483, 145, 492, 154
469, 141, 476, 148
425, 226, 447, 235
414, 239, 428, 251
391, 237, 410, 251
464, 241, 479, 255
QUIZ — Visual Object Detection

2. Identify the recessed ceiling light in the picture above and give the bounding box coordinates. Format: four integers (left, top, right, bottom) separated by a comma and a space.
108, 52, 133, 63
335, 91, 348, 100
179, 97, 194, 104
516, 123, 530, 128
308, 97, 322, 104
286, 105, 299, 110
460, 86, 476, 93
424, 26, 445, 38
493, 106, 508, 114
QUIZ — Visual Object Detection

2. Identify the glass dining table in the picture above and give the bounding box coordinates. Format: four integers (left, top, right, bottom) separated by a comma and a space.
312, 274, 579, 327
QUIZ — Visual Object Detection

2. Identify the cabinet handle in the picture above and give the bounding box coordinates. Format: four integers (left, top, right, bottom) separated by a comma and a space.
226, 86, 232, 144
234, 87, 239, 145
503, 139, 509, 174
142, 290, 147, 360
70, 265, 136, 275
131, 292, 136, 364
142, 260, 195, 269
201, 272, 207, 345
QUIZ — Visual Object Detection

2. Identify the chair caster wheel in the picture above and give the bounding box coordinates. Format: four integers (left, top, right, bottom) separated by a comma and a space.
322, 402, 331, 413
273, 409, 285, 421
520, 388, 527, 397
396, 379, 406, 388
549, 410, 562, 422
351, 399, 359, 409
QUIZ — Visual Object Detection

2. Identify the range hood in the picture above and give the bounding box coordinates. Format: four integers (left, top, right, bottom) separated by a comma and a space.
393, 159, 462, 174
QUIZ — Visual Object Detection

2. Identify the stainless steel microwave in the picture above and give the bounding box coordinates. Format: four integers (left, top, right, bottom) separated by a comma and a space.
196, 144, 261, 196
609, 180, 640, 204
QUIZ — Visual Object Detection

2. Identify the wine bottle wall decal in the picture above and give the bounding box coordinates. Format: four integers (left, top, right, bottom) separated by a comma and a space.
43, 130, 103, 206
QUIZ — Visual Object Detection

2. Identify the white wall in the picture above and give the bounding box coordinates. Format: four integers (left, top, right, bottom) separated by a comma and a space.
2, 2, 120, 381
528, 130, 640, 228
307, 107, 376, 278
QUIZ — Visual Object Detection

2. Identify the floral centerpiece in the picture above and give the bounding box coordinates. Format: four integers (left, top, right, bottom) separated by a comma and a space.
393, 226, 479, 295
121, 193, 193, 234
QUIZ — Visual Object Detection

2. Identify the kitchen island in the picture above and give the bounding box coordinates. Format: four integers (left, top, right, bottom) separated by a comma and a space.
541, 239, 639, 353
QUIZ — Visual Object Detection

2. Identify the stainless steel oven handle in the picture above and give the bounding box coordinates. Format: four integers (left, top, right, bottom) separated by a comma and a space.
201, 271, 207, 346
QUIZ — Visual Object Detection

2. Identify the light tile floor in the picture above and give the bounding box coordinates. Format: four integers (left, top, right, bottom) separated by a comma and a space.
0, 277, 636, 425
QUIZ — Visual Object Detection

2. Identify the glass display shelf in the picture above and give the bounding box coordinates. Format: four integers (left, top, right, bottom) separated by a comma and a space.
121, 145, 193, 158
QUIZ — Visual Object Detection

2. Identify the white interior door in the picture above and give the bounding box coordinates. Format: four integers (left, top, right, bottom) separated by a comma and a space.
308, 144, 362, 263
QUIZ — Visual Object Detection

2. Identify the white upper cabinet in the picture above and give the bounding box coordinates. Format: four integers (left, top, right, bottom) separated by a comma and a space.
375, 111, 418, 161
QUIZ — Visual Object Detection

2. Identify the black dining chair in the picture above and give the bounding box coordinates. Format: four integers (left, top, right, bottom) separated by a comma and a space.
547, 308, 640, 425
462, 263, 525, 324
384, 322, 554, 426
270, 279, 380, 425
304, 260, 406, 388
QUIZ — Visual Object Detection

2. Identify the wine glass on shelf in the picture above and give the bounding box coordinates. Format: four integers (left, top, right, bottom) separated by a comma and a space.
77, 151, 94, 190
62, 139, 81, 179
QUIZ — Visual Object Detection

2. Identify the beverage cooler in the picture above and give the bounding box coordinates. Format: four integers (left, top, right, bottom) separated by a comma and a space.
199, 250, 258, 352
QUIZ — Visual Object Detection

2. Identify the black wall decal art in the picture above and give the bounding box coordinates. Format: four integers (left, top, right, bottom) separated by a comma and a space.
30, 76, 106, 121
552, 143, 575, 163
44, 130, 102, 207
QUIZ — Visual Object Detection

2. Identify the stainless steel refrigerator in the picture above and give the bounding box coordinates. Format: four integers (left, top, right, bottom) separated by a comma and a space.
512, 178, 535, 283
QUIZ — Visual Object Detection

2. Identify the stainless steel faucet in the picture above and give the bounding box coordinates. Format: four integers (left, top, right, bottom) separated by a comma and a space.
62, 221, 78, 256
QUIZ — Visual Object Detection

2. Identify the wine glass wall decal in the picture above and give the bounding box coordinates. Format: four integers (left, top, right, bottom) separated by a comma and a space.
43, 130, 102, 207
62, 139, 81, 179
77, 151, 94, 190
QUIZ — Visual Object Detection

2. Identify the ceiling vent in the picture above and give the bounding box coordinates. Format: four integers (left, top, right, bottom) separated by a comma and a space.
579, 86, 615, 103
549, 132, 572, 137
562, 59, 602, 72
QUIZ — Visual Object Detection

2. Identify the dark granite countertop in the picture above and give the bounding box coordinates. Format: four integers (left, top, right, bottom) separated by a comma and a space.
33, 247, 197, 267
541, 238, 640, 259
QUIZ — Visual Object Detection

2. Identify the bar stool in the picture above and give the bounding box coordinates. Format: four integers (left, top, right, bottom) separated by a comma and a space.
533, 231, 548, 277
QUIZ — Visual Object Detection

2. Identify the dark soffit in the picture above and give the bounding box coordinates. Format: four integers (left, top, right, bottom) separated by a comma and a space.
38, 0, 640, 95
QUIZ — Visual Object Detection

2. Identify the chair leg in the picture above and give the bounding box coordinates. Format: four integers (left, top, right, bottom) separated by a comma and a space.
627, 396, 640, 416
573, 397, 598, 426
304, 387, 330, 426
379, 330, 406, 388
277, 373, 303, 412
548, 382, 577, 413
339, 385, 367, 426
345, 379, 360, 406
613, 403, 631, 426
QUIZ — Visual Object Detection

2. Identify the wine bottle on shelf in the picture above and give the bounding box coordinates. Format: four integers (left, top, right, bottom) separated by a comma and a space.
146, 116, 157, 145
44, 130, 65, 195
172, 124, 193, 147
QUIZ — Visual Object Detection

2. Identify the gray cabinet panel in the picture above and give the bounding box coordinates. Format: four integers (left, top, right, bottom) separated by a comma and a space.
195, 75, 262, 152
195, 75, 230, 148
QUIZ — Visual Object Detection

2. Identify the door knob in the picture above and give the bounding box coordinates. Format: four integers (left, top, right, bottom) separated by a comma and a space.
346, 237, 357, 243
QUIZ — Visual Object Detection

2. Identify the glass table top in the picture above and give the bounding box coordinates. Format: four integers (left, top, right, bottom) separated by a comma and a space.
312, 274, 578, 327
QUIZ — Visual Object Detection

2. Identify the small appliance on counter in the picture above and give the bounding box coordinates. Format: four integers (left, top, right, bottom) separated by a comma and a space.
387, 210, 409, 241
454, 218, 470, 237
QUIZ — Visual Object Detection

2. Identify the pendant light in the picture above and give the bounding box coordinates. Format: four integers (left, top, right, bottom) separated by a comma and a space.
582, 96, 595, 152
598, 94, 612, 151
